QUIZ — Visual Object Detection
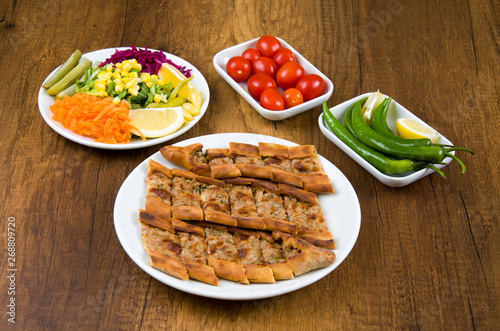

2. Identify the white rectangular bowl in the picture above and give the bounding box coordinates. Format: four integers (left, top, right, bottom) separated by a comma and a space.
319, 93, 454, 187
213, 37, 333, 121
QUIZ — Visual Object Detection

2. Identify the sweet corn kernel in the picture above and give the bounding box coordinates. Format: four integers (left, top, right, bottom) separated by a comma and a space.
157, 80, 166, 86
113, 78, 122, 85
132, 62, 142, 70
106, 65, 113, 72
113, 97, 121, 104
115, 84, 124, 93
96, 90, 108, 97
129, 71, 138, 79
146, 82, 154, 88
97, 83, 106, 90
113, 72, 121, 79
153, 94, 163, 103
128, 59, 137, 64
122, 62, 132, 72
142, 75, 152, 83
115, 62, 123, 69
122, 77, 130, 84
151, 74, 159, 81
128, 87, 139, 96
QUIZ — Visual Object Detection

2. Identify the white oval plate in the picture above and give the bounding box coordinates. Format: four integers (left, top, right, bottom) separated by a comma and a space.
213, 38, 333, 121
113, 133, 361, 300
38, 47, 210, 150
319, 93, 454, 187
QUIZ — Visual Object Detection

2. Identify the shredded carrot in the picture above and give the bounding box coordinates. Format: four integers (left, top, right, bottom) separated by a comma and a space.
50, 93, 145, 144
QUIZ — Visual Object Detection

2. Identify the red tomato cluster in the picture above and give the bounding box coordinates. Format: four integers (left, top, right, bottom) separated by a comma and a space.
225, 35, 326, 111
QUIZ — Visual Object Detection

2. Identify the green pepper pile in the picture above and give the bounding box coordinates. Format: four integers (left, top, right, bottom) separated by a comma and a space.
322, 98, 473, 177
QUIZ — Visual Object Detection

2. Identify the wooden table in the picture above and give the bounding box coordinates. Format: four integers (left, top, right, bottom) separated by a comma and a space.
1, 0, 498, 329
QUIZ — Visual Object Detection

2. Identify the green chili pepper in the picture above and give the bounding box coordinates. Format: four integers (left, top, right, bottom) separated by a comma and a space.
371, 97, 433, 147
344, 97, 368, 137
350, 101, 471, 168
167, 76, 193, 102
147, 96, 188, 108
322, 102, 444, 176
165, 96, 187, 107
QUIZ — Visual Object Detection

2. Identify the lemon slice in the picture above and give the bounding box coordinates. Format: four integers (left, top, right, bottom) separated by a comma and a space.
396, 118, 441, 143
129, 107, 184, 138
158, 63, 203, 109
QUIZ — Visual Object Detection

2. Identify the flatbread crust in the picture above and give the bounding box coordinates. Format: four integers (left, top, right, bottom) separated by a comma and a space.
147, 249, 189, 281
182, 257, 219, 286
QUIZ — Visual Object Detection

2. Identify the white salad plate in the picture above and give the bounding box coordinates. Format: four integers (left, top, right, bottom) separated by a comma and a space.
213, 37, 333, 121
319, 93, 455, 187
113, 133, 361, 300
38, 47, 210, 150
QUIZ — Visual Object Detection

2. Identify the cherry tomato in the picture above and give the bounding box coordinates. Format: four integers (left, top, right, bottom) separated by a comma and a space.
226, 56, 251, 82
295, 74, 326, 101
260, 88, 285, 111
256, 35, 282, 58
273, 48, 296, 68
242, 48, 261, 63
252, 57, 277, 78
282, 88, 304, 108
275, 62, 305, 90
246, 74, 277, 100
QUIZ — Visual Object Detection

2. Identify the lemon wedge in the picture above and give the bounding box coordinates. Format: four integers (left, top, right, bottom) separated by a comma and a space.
362, 90, 385, 124
129, 107, 184, 138
396, 118, 441, 143
158, 63, 203, 109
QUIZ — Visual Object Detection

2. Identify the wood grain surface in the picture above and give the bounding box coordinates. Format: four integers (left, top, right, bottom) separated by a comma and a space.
1, 0, 498, 330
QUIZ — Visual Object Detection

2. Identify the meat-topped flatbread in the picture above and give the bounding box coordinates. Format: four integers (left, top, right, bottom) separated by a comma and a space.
161, 142, 334, 193
137, 144, 338, 286
148, 160, 332, 248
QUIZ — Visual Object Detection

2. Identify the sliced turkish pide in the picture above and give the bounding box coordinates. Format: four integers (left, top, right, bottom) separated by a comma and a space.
160, 144, 211, 177
283, 196, 335, 249
140, 223, 189, 281
205, 226, 249, 284
231, 227, 275, 283
257, 231, 295, 280
274, 231, 336, 276
146, 160, 173, 205
170, 171, 204, 221
228, 183, 267, 229
178, 232, 219, 286
160, 142, 334, 193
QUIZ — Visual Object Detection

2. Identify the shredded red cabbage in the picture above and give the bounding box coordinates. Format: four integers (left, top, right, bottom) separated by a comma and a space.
99, 46, 192, 77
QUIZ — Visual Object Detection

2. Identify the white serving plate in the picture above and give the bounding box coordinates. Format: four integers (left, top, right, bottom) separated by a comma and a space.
319, 93, 454, 187
213, 37, 333, 121
38, 47, 210, 150
114, 133, 361, 300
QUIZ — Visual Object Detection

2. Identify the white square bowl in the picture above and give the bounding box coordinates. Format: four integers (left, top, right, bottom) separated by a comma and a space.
213, 37, 334, 121
318, 93, 455, 187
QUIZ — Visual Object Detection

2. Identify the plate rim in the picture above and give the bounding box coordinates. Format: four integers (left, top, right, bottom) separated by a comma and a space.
113, 132, 361, 300
38, 47, 210, 150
